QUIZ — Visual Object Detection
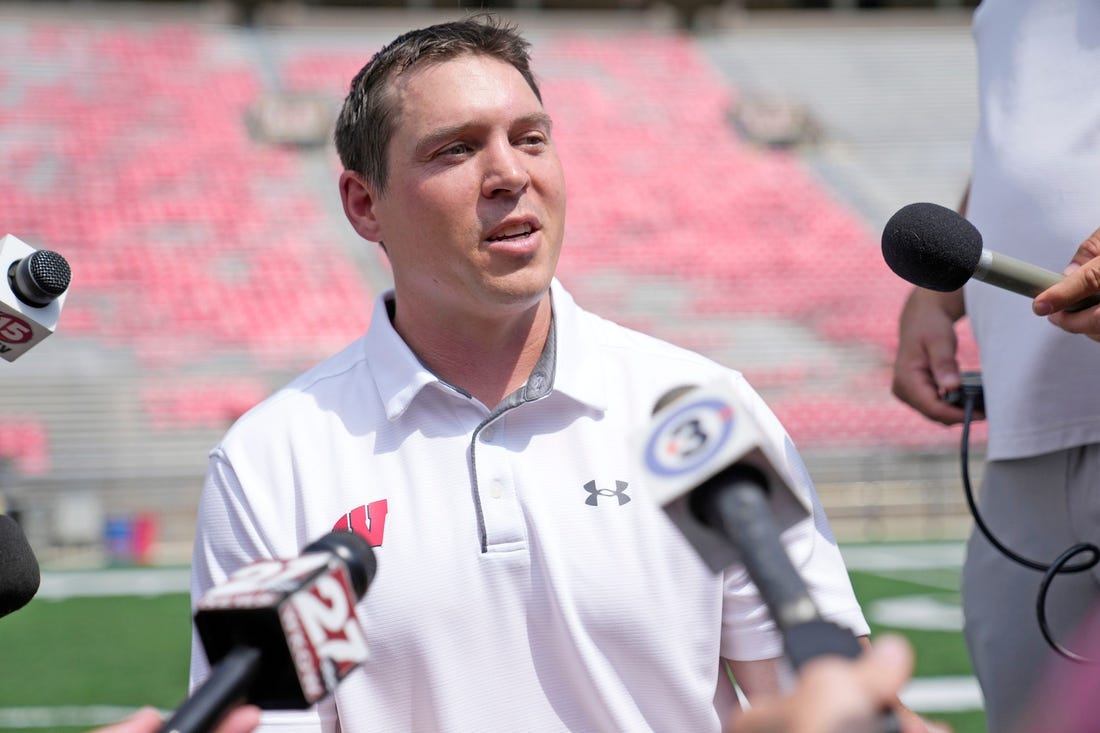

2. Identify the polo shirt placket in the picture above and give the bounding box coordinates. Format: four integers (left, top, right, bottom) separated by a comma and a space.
469, 326, 556, 554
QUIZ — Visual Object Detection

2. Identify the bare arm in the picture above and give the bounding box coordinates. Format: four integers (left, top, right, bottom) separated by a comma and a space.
726, 656, 787, 702
891, 286, 970, 425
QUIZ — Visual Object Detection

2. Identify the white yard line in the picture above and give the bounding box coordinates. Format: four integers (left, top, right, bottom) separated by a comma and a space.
35, 568, 190, 599
902, 676, 984, 713
840, 542, 966, 572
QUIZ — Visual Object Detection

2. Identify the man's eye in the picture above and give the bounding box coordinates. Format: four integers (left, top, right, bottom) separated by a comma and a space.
439, 142, 471, 157
517, 134, 547, 148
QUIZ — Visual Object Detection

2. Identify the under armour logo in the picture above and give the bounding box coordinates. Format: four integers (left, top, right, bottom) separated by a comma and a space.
584, 479, 630, 506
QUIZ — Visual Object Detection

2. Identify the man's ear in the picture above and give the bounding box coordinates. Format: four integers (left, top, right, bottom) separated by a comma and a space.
339, 170, 383, 243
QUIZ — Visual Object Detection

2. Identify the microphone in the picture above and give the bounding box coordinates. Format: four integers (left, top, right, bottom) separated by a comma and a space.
637, 383, 894, 697
0, 514, 41, 619
161, 530, 378, 733
637, 382, 853, 664
0, 234, 71, 362
687, 463, 864, 670
638, 380, 810, 576
881, 202, 1100, 312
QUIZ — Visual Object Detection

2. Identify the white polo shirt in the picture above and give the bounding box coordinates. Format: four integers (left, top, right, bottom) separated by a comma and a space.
190, 280, 868, 733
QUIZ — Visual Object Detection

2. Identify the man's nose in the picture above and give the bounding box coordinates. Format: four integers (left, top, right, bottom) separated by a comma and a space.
482, 139, 529, 196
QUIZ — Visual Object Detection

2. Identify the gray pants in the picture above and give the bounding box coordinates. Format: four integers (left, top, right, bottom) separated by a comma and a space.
962, 445, 1100, 733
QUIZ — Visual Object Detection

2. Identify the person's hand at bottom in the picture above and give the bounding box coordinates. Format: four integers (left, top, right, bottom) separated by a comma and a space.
726, 635, 951, 733
90, 704, 261, 733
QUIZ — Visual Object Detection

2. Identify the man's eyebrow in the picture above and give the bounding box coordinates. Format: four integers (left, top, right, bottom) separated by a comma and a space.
516, 111, 554, 132
415, 123, 472, 155
417, 112, 554, 153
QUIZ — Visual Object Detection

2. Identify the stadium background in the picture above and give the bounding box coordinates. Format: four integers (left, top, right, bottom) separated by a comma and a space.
1, 0, 992, 730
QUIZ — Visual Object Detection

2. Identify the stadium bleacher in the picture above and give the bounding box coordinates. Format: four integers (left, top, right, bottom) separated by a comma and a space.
0, 2, 984, 562
0, 420, 49, 477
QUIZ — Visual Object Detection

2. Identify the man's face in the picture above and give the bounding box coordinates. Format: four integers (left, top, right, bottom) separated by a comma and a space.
370, 53, 567, 321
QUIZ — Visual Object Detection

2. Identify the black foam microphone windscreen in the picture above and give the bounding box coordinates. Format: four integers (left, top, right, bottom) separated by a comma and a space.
0, 515, 41, 618
882, 202, 1100, 313
881, 202, 983, 292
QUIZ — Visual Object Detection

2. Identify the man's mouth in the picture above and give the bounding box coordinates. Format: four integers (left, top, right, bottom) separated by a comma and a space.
488, 223, 534, 242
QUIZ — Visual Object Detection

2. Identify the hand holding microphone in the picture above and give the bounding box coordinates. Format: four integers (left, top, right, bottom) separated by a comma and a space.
882, 202, 1100, 336
1032, 226, 1100, 341
881, 202, 1100, 312
726, 635, 918, 733
882, 203, 1100, 421
161, 531, 377, 733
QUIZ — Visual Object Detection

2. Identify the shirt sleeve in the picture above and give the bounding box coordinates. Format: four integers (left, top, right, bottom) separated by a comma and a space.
188, 450, 335, 732
717, 376, 870, 661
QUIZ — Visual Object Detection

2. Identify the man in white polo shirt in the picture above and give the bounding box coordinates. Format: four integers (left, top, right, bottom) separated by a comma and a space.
189, 14, 900, 732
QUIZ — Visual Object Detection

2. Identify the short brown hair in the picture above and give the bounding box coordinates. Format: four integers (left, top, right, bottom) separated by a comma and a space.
333, 14, 542, 193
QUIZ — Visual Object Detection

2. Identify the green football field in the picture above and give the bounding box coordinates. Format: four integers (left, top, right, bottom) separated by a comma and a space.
0, 545, 984, 733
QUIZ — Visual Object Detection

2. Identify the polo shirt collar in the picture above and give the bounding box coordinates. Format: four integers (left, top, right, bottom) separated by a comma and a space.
547, 280, 609, 413
364, 279, 609, 420
364, 293, 441, 421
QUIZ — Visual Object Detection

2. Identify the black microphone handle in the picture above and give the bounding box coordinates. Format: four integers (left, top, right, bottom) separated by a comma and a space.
692, 467, 900, 733
160, 646, 262, 733
692, 466, 824, 634
692, 467, 864, 666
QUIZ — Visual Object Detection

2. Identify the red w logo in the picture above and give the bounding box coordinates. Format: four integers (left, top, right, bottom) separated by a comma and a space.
332, 499, 388, 547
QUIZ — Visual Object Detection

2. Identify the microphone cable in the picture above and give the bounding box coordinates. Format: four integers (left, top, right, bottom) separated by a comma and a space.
955, 380, 1098, 663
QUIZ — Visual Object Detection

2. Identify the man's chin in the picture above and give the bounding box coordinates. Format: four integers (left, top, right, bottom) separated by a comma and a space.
484, 267, 555, 302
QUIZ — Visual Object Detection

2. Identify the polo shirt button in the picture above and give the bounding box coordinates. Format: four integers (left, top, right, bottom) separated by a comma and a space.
482, 426, 496, 442
491, 479, 504, 499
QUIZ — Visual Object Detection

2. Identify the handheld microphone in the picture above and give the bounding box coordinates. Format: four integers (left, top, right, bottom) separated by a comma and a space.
638, 380, 810, 575
638, 384, 898, 729
881, 202, 1100, 312
161, 531, 378, 733
0, 514, 41, 619
0, 234, 71, 362
687, 463, 864, 670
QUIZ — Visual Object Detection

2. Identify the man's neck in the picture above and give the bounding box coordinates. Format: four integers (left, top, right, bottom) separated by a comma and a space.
392, 294, 553, 409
